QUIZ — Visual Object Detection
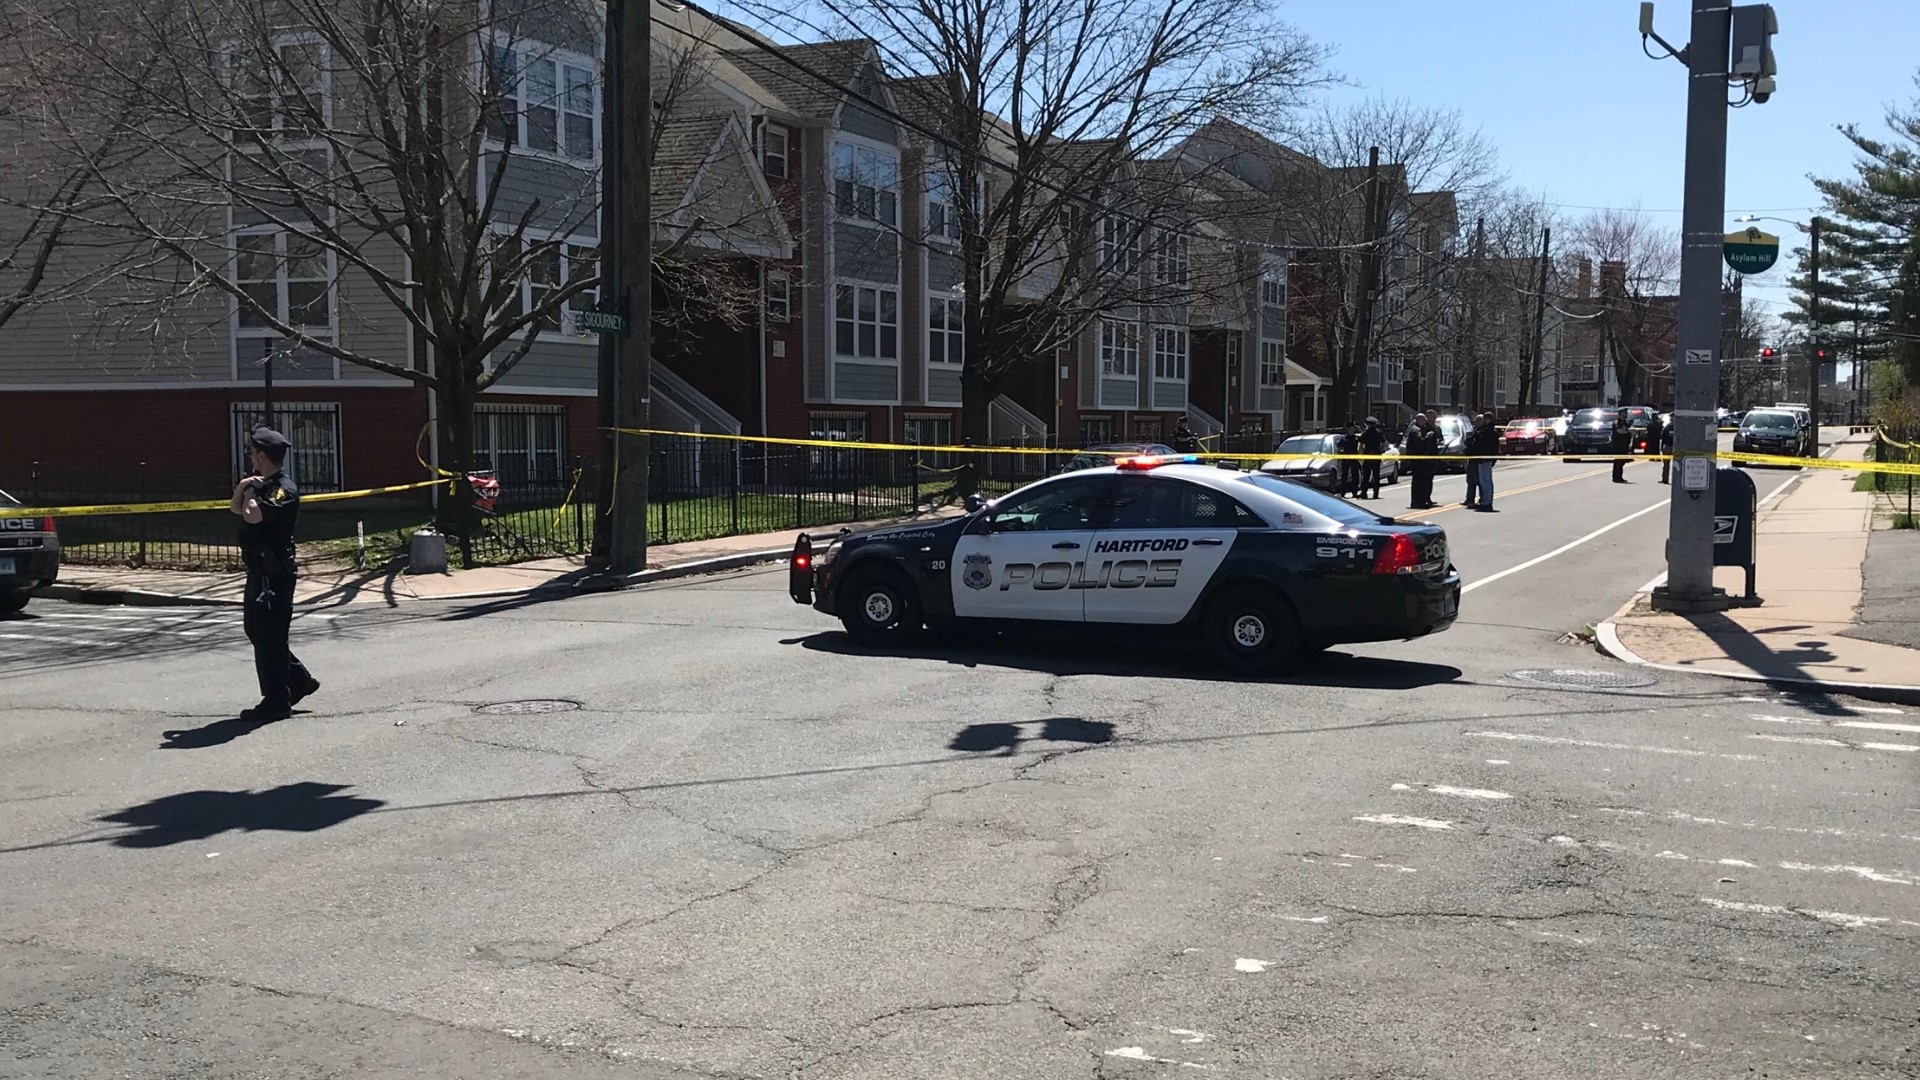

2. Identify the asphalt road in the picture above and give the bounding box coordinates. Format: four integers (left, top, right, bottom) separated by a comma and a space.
4, 451, 1915, 1080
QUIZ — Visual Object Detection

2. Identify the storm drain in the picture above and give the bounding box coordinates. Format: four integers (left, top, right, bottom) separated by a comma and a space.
472, 699, 584, 716
1505, 668, 1656, 691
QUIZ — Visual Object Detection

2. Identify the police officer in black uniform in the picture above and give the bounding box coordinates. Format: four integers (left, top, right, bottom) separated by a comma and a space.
230, 427, 319, 722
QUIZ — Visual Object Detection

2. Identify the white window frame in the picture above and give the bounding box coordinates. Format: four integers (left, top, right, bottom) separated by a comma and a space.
1152, 326, 1189, 383
485, 228, 598, 338
766, 271, 791, 322
904, 414, 954, 465
484, 41, 601, 164
925, 166, 959, 243
1099, 216, 1137, 275
1260, 255, 1286, 307
472, 404, 569, 486
1099, 319, 1140, 377
226, 35, 332, 145
834, 280, 900, 362
763, 123, 789, 179
832, 137, 900, 229
1079, 415, 1115, 446
1496, 368, 1509, 405
1151, 231, 1191, 290
230, 402, 343, 492
928, 294, 963, 367
809, 411, 870, 442
1258, 340, 1285, 388
231, 228, 338, 342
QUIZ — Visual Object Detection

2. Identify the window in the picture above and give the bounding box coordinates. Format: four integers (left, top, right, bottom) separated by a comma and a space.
1576, 359, 1598, 383
232, 39, 327, 139
1383, 350, 1403, 385
526, 244, 562, 330
928, 295, 963, 367
763, 124, 789, 179
1259, 340, 1285, 388
234, 231, 332, 332
231, 403, 342, 492
833, 142, 899, 227
1152, 326, 1188, 382
491, 235, 596, 333
1099, 320, 1139, 377
1260, 257, 1285, 307
565, 244, 599, 325
926, 168, 959, 242
1079, 416, 1114, 446
1107, 477, 1267, 530
986, 477, 1108, 532
834, 283, 899, 360
904, 415, 952, 467
1496, 368, 1509, 405
487, 45, 597, 160
473, 406, 567, 485
1099, 217, 1136, 274
765, 272, 790, 322
809, 413, 869, 442
1151, 231, 1190, 289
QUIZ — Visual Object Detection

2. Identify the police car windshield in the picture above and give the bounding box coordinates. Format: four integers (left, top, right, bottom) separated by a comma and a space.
1276, 435, 1332, 454
1241, 474, 1387, 526
1743, 411, 1797, 431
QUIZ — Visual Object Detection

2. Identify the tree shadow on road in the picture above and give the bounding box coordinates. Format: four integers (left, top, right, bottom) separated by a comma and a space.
95, 783, 386, 848
950, 717, 1116, 756
787, 631, 1461, 691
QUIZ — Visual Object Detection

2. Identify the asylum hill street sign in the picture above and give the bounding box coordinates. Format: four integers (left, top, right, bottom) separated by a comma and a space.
1723, 226, 1780, 274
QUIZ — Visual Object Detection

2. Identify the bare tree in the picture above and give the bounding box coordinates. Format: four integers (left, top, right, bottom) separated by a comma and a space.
728, 0, 1325, 479
1564, 209, 1679, 406
1445, 191, 1559, 412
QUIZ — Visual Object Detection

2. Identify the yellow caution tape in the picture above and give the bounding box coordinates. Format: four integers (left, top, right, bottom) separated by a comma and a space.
0, 478, 445, 519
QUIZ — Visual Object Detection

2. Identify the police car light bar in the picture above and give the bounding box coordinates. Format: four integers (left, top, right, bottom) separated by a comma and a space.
1113, 455, 1201, 470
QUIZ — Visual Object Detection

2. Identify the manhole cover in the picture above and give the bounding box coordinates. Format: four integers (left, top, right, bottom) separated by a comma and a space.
472, 699, 583, 715
1506, 668, 1656, 690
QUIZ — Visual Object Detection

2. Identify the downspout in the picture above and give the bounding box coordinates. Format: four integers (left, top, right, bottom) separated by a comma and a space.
758, 259, 768, 437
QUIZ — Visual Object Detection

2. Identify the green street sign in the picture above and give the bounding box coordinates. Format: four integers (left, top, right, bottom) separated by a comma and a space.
576, 309, 627, 334
1723, 227, 1780, 274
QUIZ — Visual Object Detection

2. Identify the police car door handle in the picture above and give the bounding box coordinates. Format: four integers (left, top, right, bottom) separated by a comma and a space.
1051, 541, 1080, 550
1192, 538, 1224, 546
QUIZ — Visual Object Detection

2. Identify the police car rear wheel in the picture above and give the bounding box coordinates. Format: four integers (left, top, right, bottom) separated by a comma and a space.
839, 567, 921, 645
0, 592, 27, 615
1206, 587, 1301, 672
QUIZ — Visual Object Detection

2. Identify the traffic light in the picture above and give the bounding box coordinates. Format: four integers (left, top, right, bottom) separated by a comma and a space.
1815, 348, 1829, 361
1759, 346, 1777, 360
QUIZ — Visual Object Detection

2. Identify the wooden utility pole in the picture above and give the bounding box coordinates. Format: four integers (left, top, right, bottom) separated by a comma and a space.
1346, 146, 1384, 425
1522, 225, 1551, 411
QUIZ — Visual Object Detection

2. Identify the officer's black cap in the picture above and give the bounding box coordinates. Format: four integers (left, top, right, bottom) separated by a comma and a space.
248, 427, 291, 450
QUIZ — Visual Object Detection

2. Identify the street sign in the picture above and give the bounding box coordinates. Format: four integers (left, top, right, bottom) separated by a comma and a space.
1685, 348, 1713, 365
1723, 227, 1780, 274
576, 309, 628, 334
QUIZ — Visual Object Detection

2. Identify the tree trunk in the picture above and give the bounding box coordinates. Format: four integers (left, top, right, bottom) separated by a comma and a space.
957, 363, 993, 498
436, 377, 477, 570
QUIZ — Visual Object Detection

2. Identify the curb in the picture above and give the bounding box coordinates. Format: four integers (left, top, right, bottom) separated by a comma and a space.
1595, 619, 1920, 707
36, 548, 793, 610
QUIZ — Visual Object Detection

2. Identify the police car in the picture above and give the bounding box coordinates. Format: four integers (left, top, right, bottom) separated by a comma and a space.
788, 455, 1460, 670
0, 487, 59, 614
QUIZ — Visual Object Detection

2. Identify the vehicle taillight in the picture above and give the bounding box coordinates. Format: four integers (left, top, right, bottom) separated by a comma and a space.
41, 517, 56, 535
1373, 533, 1423, 575
793, 534, 812, 569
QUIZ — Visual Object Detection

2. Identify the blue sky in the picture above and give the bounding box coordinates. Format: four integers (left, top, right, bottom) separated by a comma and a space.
1282, 0, 1920, 319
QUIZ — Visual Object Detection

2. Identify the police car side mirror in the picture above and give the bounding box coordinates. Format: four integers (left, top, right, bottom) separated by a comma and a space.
964, 493, 987, 514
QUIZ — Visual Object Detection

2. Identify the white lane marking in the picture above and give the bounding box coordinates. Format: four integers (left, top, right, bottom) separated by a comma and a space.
1104, 1047, 1217, 1070
1718, 859, 1757, 868
0, 632, 107, 646
1469, 731, 1762, 761
1699, 897, 1891, 930
1485, 759, 1510, 765
1750, 733, 1919, 753
1776, 863, 1918, 886
1276, 915, 1329, 924
1853, 706, 1906, 715
36, 611, 217, 623
1395, 781, 1513, 800
1233, 958, 1270, 973
1374, 863, 1419, 873
1756, 714, 1920, 735
1354, 814, 1454, 830
1165, 1029, 1209, 1044
1462, 499, 1669, 594
1597, 806, 1920, 845
1655, 850, 1689, 860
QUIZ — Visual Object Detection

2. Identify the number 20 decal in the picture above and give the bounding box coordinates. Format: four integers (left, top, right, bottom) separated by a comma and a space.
929, 560, 948, 571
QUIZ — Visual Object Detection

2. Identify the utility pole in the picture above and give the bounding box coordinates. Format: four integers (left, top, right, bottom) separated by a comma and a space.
592, 0, 653, 574
1347, 146, 1384, 426
1643, 0, 1775, 613
1807, 215, 1822, 447
1522, 226, 1551, 412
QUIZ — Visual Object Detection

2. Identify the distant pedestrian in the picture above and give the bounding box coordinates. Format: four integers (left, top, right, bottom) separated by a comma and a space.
1170, 418, 1200, 454
1611, 410, 1633, 483
1646, 411, 1671, 485
1357, 417, 1387, 499
1465, 413, 1499, 510
1333, 423, 1360, 496
1404, 412, 1440, 510
230, 427, 319, 722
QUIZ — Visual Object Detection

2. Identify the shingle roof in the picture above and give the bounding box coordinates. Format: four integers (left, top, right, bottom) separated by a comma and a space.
650, 111, 735, 217
722, 39, 876, 120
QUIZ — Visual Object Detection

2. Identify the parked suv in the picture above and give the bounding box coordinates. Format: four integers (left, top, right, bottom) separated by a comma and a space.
1561, 407, 1620, 460
1734, 409, 1812, 463
0, 487, 60, 613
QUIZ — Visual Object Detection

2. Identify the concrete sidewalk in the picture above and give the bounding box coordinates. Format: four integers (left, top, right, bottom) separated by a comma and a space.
42, 507, 963, 609
1597, 432, 1920, 703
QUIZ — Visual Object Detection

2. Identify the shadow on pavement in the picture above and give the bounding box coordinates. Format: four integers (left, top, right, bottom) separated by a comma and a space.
95, 783, 386, 848
787, 631, 1462, 690
950, 717, 1117, 756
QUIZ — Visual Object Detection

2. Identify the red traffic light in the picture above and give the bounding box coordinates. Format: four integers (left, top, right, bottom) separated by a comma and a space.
1816, 348, 1828, 360
1759, 347, 1776, 359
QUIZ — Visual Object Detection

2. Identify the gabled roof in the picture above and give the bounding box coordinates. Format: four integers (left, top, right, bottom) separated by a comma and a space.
723, 39, 876, 121
650, 111, 737, 218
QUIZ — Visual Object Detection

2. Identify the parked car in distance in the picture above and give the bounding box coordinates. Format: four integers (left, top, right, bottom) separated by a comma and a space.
1499, 417, 1558, 454
1561, 407, 1619, 460
1060, 443, 1176, 473
0, 487, 60, 614
1718, 409, 1745, 431
1260, 434, 1344, 490
1431, 414, 1471, 473
1733, 408, 1813, 463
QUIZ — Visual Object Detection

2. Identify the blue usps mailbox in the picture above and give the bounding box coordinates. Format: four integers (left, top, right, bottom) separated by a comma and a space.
1713, 465, 1758, 602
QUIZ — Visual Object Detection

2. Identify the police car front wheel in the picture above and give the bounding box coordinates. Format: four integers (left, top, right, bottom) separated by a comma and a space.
838, 567, 922, 645
1205, 586, 1302, 672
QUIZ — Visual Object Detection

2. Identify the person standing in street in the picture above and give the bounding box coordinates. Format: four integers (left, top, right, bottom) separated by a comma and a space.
1404, 412, 1439, 510
1332, 423, 1359, 497
1465, 413, 1500, 511
230, 427, 319, 722
1652, 411, 1673, 484
1610, 409, 1633, 483
1357, 417, 1387, 500
1170, 417, 1200, 454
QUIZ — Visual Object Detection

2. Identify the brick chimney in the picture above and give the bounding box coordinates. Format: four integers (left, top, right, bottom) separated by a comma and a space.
1575, 257, 1592, 299
1600, 259, 1627, 297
